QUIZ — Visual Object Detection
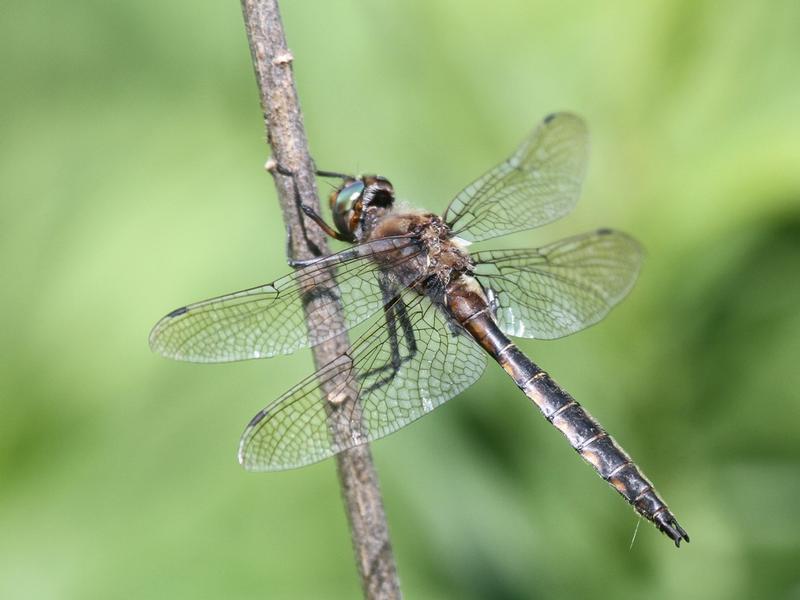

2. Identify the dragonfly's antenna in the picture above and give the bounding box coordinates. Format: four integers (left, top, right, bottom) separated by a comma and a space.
318, 178, 340, 192
629, 518, 642, 551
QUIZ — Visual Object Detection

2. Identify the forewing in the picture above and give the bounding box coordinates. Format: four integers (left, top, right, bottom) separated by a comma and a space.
472, 229, 643, 339
149, 237, 420, 363
238, 289, 487, 471
443, 113, 588, 242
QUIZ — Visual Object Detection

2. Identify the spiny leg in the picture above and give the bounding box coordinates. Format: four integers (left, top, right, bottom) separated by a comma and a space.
360, 282, 418, 393
266, 159, 353, 264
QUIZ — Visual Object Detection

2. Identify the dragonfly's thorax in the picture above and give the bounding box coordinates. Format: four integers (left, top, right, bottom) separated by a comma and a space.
369, 210, 475, 286
417, 215, 474, 280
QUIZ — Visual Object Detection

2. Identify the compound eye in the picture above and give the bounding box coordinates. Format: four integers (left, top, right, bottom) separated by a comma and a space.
334, 180, 365, 215
332, 180, 365, 238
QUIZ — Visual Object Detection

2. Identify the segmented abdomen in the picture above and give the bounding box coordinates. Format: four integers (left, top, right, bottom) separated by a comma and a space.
448, 288, 689, 546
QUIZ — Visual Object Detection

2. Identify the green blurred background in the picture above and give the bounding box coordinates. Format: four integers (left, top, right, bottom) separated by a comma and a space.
2, 1, 799, 598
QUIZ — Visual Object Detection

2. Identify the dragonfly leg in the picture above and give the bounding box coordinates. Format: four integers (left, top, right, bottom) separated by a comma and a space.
360, 285, 418, 393
298, 203, 350, 242
268, 160, 352, 263
314, 168, 355, 180
266, 156, 354, 181
284, 204, 348, 267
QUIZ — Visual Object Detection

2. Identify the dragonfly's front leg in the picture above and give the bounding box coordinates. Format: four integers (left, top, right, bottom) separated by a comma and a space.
266, 159, 354, 266
285, 202, 349, 267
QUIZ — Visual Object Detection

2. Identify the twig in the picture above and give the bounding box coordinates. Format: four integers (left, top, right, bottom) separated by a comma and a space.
239, 1, 402, 598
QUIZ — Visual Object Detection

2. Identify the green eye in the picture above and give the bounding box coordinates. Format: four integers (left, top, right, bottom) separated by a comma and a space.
332, 180, 365, 239
335, 181, 365, 213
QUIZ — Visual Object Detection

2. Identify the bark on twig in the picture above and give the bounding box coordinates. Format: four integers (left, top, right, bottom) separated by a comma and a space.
239, 1, 401, 597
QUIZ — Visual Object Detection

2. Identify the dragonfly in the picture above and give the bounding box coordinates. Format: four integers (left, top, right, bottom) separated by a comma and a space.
150, 113, 689, 547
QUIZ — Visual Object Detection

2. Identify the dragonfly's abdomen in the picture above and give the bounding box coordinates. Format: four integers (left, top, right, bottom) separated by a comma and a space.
445, 276, 689, 547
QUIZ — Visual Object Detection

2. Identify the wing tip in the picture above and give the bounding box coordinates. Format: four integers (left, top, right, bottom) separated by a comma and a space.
147, 323, 166, 355
595, 228, 646, 259
148, 306, 189, 355
236, 440, 249, 469
237, 407, 270, 471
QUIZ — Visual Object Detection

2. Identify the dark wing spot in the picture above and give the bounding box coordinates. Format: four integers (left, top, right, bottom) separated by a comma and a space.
167, 306, 189, 318
246, 407, 270, 428
544, 113, 557, 124
597, 228, 612, 235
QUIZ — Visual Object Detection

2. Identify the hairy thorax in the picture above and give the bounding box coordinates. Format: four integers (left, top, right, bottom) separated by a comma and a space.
368, 210, 475, 285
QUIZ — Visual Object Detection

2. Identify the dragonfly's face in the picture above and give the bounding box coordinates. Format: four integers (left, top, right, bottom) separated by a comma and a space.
330, 175, 395, 242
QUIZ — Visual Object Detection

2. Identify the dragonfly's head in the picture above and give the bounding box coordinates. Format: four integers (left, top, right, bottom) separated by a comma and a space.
330, 175, 395, 241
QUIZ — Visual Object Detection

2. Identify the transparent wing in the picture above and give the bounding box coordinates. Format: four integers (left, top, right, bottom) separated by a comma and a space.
238, 288, 487, 471
443, 113, 589, 242
149, 237, 421, 363
471, 229, 643, 339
